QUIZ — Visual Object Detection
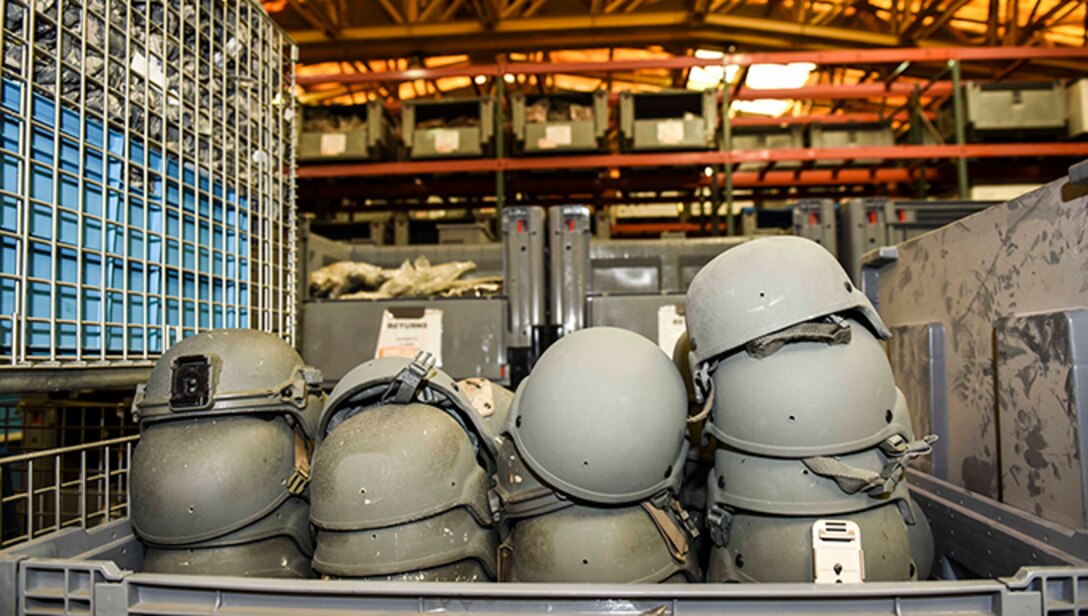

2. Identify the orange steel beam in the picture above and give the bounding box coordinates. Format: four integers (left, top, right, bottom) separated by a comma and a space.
295, 143, 1088, 179
294, 46, 1088, 86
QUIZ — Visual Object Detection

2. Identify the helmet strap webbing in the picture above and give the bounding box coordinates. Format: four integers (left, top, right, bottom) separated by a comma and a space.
286, 427, 312, 496
641, 501, 691, 562
801, 433, 938, 497
744, 315, 851, 359
382, 351, 437, 405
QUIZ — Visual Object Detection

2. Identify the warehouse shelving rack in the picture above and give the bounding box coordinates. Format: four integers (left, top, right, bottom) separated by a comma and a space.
294, 45, 1088, 235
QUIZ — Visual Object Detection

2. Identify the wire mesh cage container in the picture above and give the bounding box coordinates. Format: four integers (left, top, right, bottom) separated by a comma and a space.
0, 0, 298, 368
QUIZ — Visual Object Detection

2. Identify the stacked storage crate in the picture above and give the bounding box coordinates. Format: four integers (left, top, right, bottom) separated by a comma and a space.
0, 0, 297, 368
511, 92, 608, 154
939, 81, 1067, 142
619, 91, 717, 151
402, 97, 495, 159
296, 101, 392, 161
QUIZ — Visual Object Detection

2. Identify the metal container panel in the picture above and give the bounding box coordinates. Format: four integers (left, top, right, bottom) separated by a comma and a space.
862, 175, 1088, 506
300, 298, 506, 384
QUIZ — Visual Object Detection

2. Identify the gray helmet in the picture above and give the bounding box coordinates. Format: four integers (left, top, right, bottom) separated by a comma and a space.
685, 236, 890, 368
493, 437, 572, 520
508, 327, 689, 505
310, 403, 494, 531
906, 497, 934, 580
319, 354, 497, 468
312, 508, 498, 579
353, 560, 493, 583
131, 415, 305, 546
502, 503, 701, 583
706, 502, 914, 583
708, 445, 911, 516
704, 318, 908, 458
132, 329, 324, 438
141, 496, 313, 558
143, 536, 313, 578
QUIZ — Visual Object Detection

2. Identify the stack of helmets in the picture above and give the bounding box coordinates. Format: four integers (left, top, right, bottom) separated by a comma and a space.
497, 327, 703, 583
684, 236, 937, 583
130, 330, 324, 577
309, 353, 500, 582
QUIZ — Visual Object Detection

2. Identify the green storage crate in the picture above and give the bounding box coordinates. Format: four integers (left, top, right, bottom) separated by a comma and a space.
297, 102, 392, 162
512, 92, 608, 154
620, 91, 717, 152
402, 98, 495, 159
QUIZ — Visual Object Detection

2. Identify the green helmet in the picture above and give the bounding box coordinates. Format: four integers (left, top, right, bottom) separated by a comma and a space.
708, 445, 911, 516
319, 354, 497, 469
131, 415, 308, 546
685, 236, 890, 369
706, 502, 915, 583
906, 497, 934, 580
143, 536, 313, 578
132, 329, 324, 437
704, 318, 909, 458
310, 403, 494, 531
493, 437, 572, 520
508, 327, 689, 505
672, 331, 697, 405
502, 503, 701, 583
144, 496, 313, 558
312, 507, 498, 579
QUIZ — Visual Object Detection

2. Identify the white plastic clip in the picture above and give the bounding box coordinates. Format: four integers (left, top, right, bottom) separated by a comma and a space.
812, 520, 865, 584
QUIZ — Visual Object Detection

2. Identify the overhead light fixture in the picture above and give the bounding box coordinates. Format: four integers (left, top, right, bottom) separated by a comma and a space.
686, 49, 740, 92
503, 73, 516, 83
732, 62, 816, 117
474, 75, 487, 85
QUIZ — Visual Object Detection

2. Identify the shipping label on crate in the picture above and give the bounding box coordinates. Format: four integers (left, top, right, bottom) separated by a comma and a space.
538, 124, 573, 149
657, 119, 685, 145
433, 129, 461, 154
375, 308, 444, 366
657, 304, 686, 354
320, 133, 348, 156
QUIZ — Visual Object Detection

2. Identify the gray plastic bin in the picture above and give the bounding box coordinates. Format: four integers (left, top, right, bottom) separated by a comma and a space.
620, 91, 718, 152
809, 121, 894, 166
940, 81, 1067, 141
731, 125, 804, 170
402, 98, 495, 159
297, 101, 392, 161
791, 199, 837, 256
512, 92, 608, 154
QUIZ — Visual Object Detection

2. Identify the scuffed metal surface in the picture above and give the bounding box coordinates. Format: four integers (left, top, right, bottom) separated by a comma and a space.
995, 310, 1088, 529
889, 325, 935, 475
872, 175, 1088, 507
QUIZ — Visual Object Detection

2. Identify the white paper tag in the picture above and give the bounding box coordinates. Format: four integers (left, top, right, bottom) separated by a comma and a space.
657, 119, 685, 145
131, 52, 165, 89
545, 124, 572, 146
657, 304, 686, 354
433, 129, 460, 154
375, 308, 444, 366
320, 133, 347, 156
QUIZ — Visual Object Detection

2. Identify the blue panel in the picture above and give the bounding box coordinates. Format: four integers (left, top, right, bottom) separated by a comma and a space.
82, 254, 101, 287
30, 128, 53, 163
84, 117, 104, 149
129, 198, 144, 229
28, 242, 51, 280
56, 284, 77, 320
106, 291, 123, 323
58, 173, 79, 212
31, 93, 54, 124
0, 152, 20, 193
82, 218, 102, 251
105, 223, 124, 255
1, 81, 21, 113
58, 208, 78, 245
199, 247, 209, 274
27, 281, 50, 318
30, 163, 53, 201
0, 114, 20, 152
82, 324, 101, 351
60, 107, 80, 139
84, 150, 103, 183
0, 237, 15, 276
128, 231, 144, 260
29, 203, 52, 239
56, 247, 77, 283
83, 184, 102, 216
128, 263, 144, 293
0, 194, 18, 233
59, 139, 80, 174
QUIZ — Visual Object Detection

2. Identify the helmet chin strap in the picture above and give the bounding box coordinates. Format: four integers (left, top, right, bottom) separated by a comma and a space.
382, 351, 438, 405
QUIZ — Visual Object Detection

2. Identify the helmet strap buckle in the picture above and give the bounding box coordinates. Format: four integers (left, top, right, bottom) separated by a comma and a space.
707, 504, 733, 547
382, 351, 437, 405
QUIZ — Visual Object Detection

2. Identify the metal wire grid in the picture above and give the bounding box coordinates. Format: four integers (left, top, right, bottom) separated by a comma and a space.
0, 434, 136, 548
0, 394, 134, 455
0, 0, 297, 366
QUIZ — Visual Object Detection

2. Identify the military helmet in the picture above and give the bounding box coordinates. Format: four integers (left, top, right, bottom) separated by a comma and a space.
132, 329, 324, 437
708, 445, 911, 516
707, 502, 915, 583
685, 236, 890, 368
143, 536, 313, 578
309, 403, 494, 531
319, 354, 497, 467
493, 437, 572, 520
312, 507, 498, 579
145, 496, 313, 557
704, 318, 909, 458
131, 415, 309, 546
501, 503, 701, 583
906, 498, 934, 580
508, 327, 689, 505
